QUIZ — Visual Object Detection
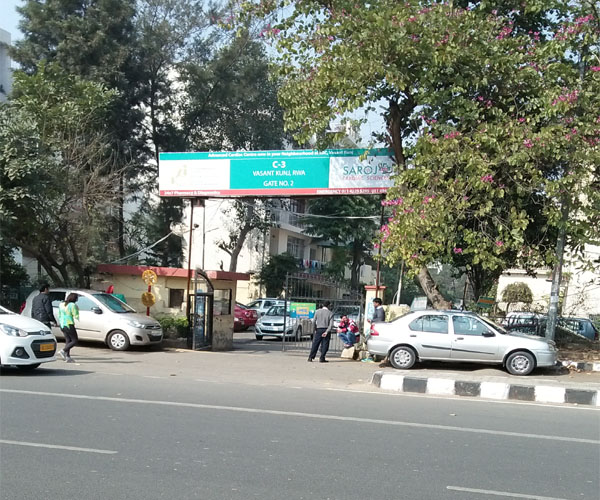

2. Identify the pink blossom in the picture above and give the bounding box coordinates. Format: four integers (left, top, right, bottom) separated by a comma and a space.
495, 240, 504, 247
453, 247, 463, 254
481, 174, 494, 183
518, 117, 526, 123
411, 254, 418, 259
523, 139, 533, 148
591, 66, 600, 72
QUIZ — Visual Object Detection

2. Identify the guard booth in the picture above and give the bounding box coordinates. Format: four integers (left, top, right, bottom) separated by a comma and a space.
189, 269, 214, 350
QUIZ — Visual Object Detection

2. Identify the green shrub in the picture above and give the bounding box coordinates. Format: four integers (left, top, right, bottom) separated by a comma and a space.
157, 315, 189, 339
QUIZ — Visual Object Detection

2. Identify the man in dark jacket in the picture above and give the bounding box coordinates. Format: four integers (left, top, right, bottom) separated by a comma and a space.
308, 301, 334, 363
31, 284, 56, 328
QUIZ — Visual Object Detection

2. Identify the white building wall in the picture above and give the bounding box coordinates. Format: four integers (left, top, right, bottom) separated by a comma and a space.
0, 28, 12, 101
497, 244, 600, 317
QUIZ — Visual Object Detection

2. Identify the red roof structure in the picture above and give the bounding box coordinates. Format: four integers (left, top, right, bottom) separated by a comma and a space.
97, 264, 250, 282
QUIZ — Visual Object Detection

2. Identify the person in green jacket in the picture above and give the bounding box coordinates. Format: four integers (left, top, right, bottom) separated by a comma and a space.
58, 293, 79, 362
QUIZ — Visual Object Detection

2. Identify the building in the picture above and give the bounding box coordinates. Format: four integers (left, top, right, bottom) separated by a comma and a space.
0, 28, 12, 101
180, 197, 377, 304
496, 244, 600, 318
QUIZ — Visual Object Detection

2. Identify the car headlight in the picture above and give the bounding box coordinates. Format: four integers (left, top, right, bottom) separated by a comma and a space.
0, 324, 29, 337
127, 320, 145, 328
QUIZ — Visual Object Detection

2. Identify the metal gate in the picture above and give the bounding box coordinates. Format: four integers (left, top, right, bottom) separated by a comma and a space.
281, 272, 364, 353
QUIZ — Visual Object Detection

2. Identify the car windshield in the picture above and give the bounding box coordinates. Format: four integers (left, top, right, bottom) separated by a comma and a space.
481, 316, 507, 334
92, 293, 136, 313
266, 306, 287, 317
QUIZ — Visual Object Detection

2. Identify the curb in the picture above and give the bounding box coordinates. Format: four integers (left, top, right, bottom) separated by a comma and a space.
559, 360, 600, 372
371, 371, 600, 406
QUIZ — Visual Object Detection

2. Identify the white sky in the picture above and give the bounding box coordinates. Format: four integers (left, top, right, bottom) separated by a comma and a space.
1, 0, 23, 42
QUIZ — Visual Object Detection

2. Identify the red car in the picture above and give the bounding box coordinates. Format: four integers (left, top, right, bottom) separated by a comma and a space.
234, 303, 258, 331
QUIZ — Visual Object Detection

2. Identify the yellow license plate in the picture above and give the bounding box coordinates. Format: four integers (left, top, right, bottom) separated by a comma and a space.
40, 343, 54, 352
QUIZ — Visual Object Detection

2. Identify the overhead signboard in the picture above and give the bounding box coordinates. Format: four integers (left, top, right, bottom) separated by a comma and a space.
158, 149, 394, 197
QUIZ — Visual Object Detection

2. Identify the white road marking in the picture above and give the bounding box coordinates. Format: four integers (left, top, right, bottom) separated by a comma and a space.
0, 439, 117, 455
447, 486, 569, 499
2, 389, 598, 445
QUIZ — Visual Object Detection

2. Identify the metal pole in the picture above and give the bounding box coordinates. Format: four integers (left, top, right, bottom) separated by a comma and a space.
375, 198, 385, 298
201, 199, 206, 270
186, 199, 195, 325
545, 202, 569, 341
395, 260, 404, 305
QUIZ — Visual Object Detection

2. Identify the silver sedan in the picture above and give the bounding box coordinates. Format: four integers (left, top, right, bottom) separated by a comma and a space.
366, 310, 558, 376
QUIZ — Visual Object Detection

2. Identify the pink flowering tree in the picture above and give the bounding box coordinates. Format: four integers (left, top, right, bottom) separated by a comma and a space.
235, 0, 599, 307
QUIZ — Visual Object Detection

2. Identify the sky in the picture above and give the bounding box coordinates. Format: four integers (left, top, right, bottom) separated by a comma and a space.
0, 0, 384, 144
1, 0, 23, 42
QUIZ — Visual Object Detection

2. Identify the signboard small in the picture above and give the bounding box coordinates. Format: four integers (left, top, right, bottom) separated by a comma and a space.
159, 149, 394, 197
476, 296, 495, 309
289, 302, 316, 319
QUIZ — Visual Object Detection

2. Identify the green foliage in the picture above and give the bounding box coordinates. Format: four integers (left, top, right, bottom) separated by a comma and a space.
502, 282, 534, 307
239, 0, 600, 307
0, 244, 30, 287
255, 252, 299, 297
0, 64, 119, 285
156, 314, 189, 339
303, 195, 380, 289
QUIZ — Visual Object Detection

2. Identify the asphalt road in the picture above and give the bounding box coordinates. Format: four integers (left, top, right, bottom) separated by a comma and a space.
1, 342, 599, 500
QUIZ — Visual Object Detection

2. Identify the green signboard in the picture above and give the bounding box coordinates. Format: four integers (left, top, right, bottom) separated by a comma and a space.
158, 149, 394, 197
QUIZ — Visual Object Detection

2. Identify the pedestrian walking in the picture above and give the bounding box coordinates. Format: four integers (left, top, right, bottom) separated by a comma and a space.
371, 297, 386, 323
308, 301, 334, 363
31, 283, 56, 329
337, 315, 359, 348
57, 293, 79, 363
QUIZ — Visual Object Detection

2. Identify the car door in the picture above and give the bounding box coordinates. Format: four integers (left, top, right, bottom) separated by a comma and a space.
407, 314, 451, 360
450, 315, 499, 362
49, 291, 66, 337
72, 294, 103, 340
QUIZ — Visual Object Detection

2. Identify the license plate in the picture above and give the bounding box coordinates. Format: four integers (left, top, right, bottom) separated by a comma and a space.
40, 343, 54, 352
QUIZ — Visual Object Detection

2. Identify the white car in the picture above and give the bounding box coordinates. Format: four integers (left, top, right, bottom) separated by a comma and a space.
22, 288, 163, 351
246, 298, 286, 317
0, 305, 57, 370
367, 310, 558, 376
254, 305, 304, 340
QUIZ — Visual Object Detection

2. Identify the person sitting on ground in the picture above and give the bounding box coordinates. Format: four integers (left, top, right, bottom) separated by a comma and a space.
337, 315, 360, 348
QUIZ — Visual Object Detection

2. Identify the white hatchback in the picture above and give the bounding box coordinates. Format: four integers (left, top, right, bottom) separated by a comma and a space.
0, 305, 57, 370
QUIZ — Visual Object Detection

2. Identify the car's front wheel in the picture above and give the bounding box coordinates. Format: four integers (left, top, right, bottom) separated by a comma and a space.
506, 351, 535, 376
255, 334, 263, 340
107, 330, 131, 351
389, 346, 417, 369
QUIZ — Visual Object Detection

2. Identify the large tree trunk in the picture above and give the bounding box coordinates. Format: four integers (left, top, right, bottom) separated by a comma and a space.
350, 239, 362, 290
417, 267, 452, 309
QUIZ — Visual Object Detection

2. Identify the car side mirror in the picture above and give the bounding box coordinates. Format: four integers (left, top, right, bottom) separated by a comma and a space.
91, 307, 103, 314
482, 330, 495, 337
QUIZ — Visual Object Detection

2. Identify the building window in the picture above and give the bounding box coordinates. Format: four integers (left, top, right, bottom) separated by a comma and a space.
287, 236, 305, 259
213, 289, 232, 316
169, 289, 184, 308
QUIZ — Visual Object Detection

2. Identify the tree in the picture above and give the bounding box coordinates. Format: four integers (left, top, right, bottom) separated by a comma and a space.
303, 196, 380, 290
238, 0, 599, 308
12, 0, 144, 257
502, 283, 534, 313
181, 33, 288, 271
0, 64, 120, 286
255, 253, 299, 297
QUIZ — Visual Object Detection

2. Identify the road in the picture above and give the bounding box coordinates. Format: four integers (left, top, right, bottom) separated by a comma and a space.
1, 341, 598, 500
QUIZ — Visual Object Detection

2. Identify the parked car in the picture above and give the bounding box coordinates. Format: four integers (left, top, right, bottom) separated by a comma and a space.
557, 317, 599, 341
234, 303, 259, 332
0, 305, 57, 370
366, 310, 558, 376
246, 298, 286, 317
22, 289, 163, 351
254, 305, 304, 340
